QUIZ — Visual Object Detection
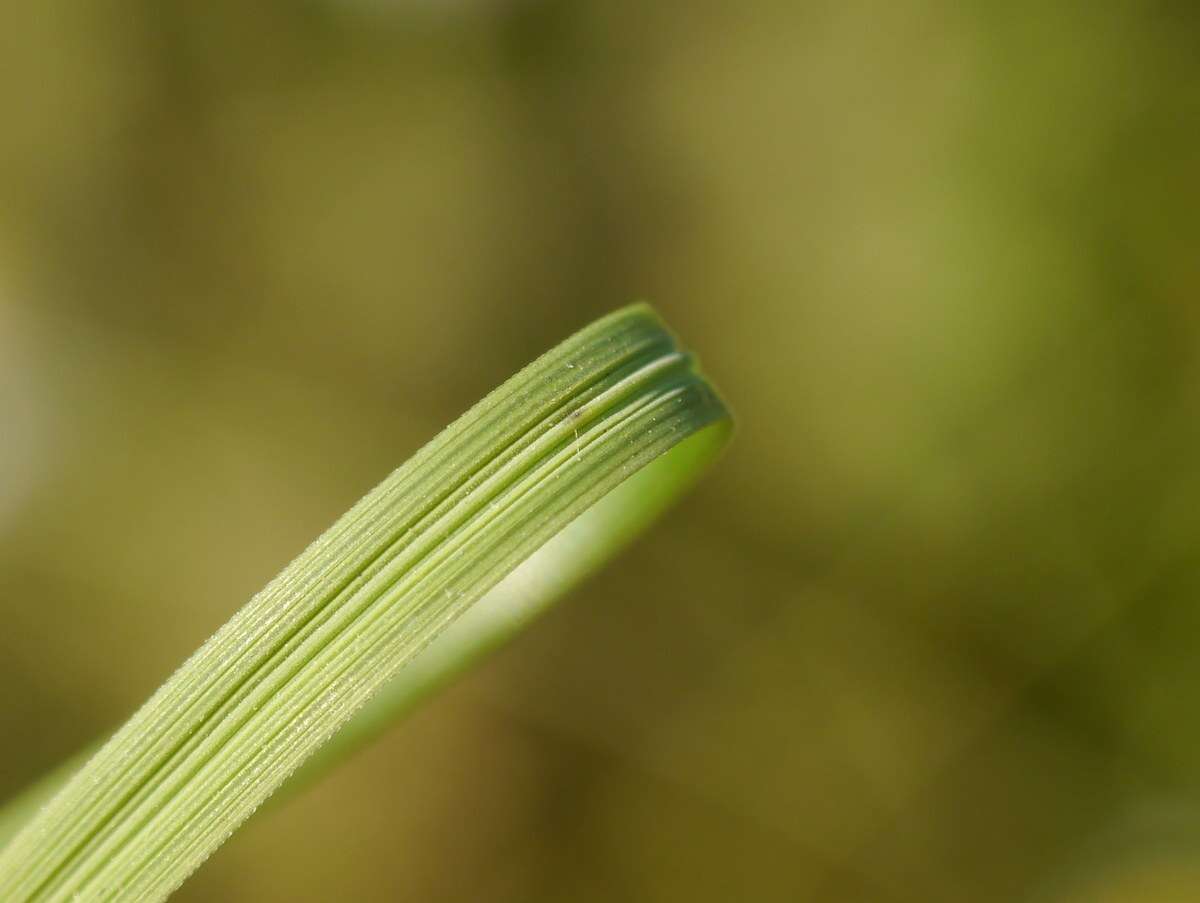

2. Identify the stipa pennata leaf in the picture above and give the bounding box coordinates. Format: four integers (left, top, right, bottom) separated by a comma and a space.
0, 303, 732, 902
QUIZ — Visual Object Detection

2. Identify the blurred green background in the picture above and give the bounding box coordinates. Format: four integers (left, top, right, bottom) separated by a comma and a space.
2, 1, 1200, 900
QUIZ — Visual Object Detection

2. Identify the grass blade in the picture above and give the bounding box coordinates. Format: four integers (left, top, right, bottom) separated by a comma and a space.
0, 303, 732, 902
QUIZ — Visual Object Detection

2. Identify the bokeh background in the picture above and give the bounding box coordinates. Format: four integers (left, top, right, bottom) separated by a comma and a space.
3, 1, 1200, 900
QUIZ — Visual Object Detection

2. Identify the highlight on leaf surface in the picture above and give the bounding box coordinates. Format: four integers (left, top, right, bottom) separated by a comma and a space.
0, 303, 732, 902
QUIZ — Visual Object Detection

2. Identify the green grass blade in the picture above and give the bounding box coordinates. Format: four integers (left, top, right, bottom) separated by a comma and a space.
0, 303, 732, 902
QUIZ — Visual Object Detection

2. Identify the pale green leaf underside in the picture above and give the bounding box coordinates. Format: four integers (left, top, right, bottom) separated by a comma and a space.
0, 304, 732, 902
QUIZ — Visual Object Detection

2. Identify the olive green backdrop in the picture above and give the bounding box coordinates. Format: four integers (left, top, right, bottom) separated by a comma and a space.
2, 1, 1200, 900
